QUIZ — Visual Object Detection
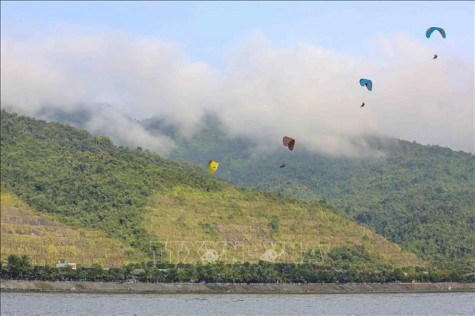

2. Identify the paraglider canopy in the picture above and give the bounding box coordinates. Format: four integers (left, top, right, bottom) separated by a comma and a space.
426, 27, 446, 38
359, 79, 373, 91
208, 160, 219, 174
283, 136, 295, 151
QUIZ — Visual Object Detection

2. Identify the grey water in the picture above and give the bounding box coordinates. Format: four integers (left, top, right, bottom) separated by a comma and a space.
1, 292, 474, 315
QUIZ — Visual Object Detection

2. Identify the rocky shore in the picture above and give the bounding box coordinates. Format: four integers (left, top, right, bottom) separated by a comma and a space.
1, 280, 473, 294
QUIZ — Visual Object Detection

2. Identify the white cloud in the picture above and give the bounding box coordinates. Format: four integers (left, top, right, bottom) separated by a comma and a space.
85, 106, 176, 154
1, 28, 473, 156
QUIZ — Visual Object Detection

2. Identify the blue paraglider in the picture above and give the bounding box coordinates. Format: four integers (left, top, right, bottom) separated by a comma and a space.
359, 79, 372, 108
426, 27, 446, 39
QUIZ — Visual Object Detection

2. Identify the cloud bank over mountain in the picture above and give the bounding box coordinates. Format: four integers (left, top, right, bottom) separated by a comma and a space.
2, 28, 473, 156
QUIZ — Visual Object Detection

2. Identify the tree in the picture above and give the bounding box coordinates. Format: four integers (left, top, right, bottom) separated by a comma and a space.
7, 255, 32, 279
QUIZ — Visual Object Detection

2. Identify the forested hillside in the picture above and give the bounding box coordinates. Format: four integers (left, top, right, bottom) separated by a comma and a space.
1, 110, 223, 252
0, 110, 422, 268
143, 113, 475, 269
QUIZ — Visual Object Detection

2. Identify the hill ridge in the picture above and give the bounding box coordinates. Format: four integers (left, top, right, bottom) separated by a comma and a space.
1, 110, 422, 267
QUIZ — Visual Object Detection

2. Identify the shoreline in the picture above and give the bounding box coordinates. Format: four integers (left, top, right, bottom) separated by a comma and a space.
1, 280, 474, 294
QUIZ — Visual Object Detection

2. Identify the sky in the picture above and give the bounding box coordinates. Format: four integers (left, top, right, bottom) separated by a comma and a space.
1, 1, 474, 156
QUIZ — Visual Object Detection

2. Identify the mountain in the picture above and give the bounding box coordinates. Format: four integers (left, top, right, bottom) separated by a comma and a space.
0, 110, 421, 268
143, 113, 475, 269
0, 110, 221, 252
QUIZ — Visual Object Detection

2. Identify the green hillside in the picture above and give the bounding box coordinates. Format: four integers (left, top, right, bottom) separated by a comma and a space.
0, 110, 421, 268
1, 191, 142, 267
143, 186, 420, 266
1, 110, 223, 253
143, 113, 475, 269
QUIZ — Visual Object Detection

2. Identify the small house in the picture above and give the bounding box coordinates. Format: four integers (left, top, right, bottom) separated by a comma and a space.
56, 260, 77, 270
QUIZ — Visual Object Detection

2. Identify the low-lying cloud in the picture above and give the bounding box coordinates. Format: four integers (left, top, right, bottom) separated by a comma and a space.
1, 28, 473, 156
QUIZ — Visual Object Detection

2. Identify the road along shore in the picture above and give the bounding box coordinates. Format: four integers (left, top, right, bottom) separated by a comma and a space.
1, 281, 474, 294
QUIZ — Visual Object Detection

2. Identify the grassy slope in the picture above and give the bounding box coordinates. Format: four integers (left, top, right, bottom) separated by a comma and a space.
143, 114, 474, 268
1, 192, 143, 267
0, 110, 223, 252
143, 187, 421, 266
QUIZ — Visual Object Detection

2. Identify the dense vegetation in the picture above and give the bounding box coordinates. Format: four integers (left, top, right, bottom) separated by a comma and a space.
1, 110, 421, 269
143, 113, 475, 269
2, 254, 473, 283
0, 110, 223, 253
2, 110, 472, 273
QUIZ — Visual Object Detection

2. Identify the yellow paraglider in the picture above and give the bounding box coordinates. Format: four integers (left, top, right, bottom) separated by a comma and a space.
208, 160, 219, 174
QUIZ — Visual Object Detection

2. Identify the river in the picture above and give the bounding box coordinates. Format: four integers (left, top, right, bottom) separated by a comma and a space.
1, 292, 474, 315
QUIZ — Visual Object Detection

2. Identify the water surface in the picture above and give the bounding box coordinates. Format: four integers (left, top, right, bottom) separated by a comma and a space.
1, 292, 474, 315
